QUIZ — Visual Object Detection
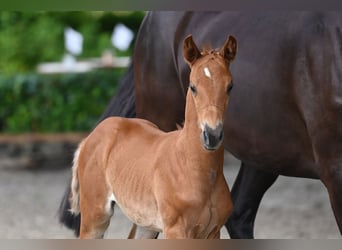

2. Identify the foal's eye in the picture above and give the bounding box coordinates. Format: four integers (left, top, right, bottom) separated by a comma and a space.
227, 81, 233, 94
189, 83, 197, 96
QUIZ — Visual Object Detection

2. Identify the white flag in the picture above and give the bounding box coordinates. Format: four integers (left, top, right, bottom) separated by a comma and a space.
64, 27, 83, 55
111, 23, 134, 51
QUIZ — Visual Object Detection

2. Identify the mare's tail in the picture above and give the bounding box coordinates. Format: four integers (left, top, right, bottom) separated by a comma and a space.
59, 142, 83, 237
58, 62, 136, 237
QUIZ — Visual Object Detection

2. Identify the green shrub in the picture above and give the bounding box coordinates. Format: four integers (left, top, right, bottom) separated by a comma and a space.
0, 69, 124, 133
0, 11, 144, 74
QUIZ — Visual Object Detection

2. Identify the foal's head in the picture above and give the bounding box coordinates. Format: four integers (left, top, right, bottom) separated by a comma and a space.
183, 35, 237, 151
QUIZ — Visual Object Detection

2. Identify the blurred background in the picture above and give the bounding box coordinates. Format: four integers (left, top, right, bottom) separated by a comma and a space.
0, 11, 340, 239
0, 11, 144, 134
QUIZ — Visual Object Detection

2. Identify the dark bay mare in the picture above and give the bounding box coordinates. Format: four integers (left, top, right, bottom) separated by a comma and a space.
59, 11, 342, 238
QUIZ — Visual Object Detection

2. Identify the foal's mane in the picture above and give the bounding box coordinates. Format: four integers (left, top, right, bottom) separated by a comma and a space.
200, 44, 219, 56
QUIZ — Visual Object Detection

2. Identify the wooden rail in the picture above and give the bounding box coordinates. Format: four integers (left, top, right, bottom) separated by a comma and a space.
37, 55, 130, 74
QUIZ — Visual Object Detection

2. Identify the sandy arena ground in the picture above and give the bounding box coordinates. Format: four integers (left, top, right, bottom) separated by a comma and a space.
0, 152, 339, 239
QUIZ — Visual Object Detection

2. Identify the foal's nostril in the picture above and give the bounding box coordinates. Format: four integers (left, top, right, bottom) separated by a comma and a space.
201, 124, 224, 150
203, 129, 209, 142
218, 130, 223, 141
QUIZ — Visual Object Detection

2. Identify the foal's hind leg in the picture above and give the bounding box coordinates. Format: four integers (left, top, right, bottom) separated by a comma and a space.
78, 177, 115, 239
79, 196, 114, 239
128, 224, 159, 239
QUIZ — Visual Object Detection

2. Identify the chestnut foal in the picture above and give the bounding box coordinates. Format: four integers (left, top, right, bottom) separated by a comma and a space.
69, 34, 237, 239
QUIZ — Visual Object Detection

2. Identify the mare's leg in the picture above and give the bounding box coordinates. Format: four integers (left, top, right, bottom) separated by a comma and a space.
225, 162, 278, 238
128, 224, 159, 239
310, 124, 342, 233
320, 162, 342, 233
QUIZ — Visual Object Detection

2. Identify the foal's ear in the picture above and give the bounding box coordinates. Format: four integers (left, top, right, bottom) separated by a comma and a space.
220, 35, 237, 63
183, 35, 201, 66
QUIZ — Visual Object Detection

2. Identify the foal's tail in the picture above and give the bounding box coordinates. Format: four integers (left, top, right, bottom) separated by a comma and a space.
69, 143, 82, 216
58, 62, 136, 237
58, 141, 84, 237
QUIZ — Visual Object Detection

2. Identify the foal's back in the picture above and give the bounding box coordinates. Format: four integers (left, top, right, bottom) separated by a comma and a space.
81, 116, 178, 180
85, 117, 177, 162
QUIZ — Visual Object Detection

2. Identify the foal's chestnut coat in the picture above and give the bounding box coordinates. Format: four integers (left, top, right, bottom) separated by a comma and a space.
69, 35, 237, 239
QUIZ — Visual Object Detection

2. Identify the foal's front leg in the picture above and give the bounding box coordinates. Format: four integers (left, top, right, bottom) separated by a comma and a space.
206, 226, 220, 239
163, 219, 200, 239
128, 224, 159, 239
163, 226, 188, 239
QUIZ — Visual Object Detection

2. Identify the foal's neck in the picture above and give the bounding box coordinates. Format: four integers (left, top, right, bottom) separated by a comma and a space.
182, 89, 200, 137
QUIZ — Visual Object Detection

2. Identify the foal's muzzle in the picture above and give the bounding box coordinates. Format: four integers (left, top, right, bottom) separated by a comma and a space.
201, 124, 224, 151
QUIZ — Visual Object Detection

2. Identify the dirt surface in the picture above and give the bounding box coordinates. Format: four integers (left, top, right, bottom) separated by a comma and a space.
0, 152, 339, 239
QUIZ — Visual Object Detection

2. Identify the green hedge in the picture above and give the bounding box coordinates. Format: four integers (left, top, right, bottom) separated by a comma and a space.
0, 11, 144, 74
0, 69, 124, 133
